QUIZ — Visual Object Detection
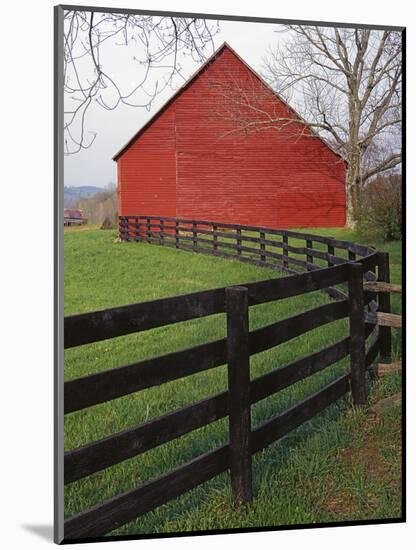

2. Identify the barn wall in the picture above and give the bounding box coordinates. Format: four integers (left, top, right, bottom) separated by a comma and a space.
118, 110, 176, 217
117, 46, 346, 228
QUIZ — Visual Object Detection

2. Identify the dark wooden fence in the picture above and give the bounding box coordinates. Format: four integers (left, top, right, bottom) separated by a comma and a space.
119, 215, 375, 273
62, 216, 392, 539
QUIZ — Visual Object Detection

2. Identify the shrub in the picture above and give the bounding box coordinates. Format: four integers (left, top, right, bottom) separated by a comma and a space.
356, 175, 402, 241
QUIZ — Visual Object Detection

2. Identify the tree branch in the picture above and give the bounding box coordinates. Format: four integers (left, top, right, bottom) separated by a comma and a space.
362, 153, 402, 182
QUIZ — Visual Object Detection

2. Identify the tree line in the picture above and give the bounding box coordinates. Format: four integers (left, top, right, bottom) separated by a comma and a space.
74, 184, 118, 228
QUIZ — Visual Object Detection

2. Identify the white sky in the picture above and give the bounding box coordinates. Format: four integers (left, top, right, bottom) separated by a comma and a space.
64, 18, 287, 188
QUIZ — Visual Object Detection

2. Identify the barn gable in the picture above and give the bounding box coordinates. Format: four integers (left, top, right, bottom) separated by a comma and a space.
114, 43, 346, 228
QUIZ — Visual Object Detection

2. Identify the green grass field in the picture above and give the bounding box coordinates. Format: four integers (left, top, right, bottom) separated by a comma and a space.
64, 227, 402, 535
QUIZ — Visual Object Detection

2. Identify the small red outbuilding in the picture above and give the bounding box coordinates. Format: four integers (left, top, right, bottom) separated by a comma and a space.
113, 43, 346, 228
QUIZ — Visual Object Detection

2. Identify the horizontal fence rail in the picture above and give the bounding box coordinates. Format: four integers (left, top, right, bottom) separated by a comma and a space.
65, 327, 380, 486
62, 216, 392, 540
65, 328, 360, 484
118, 216, 376, 282
65, 374, 351, 539
65, 263, 360, 349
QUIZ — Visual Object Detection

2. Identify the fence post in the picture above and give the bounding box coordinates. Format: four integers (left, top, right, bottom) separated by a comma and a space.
146, 218, 151, 244
226, 286, 252, 505
328, 241, 335, 267
378, 252, 392, 362
134, 217, 139, 241
283, 234, 289, 268
119, 217, 126, 241
124, 217, 130, 241
175, 220, 179, 248
236, 228, 242, 256
213, 224, 218, 251
348, 263, 367, 406
348, 250, 356, 261
260, 231, 266, 262
160, 218, 164, 245
192, 223, 198, 251
306, 239, 313, 270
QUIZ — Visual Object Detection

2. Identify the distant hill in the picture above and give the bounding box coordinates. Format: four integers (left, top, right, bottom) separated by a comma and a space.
64, 186, 104, 207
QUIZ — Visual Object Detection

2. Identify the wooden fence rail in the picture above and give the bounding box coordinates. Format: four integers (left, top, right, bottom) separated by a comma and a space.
62, 216, 392, 540
363, 281, 402, 293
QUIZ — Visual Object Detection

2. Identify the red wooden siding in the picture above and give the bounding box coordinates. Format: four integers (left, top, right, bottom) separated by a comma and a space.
118, 109, 176, 218
116, 44, 346, 228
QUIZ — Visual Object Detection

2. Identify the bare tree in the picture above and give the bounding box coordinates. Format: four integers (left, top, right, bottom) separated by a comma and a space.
215, 27, 402, 226
63, 10, 219, 154
74, 184, 118, 226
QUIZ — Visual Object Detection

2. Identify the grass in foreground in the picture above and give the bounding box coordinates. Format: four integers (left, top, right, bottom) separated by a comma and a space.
149, 376, 402, 534
63, 227, 402, 535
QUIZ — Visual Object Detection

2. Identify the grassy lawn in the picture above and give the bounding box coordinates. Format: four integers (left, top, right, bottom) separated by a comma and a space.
64, 226, 402, 536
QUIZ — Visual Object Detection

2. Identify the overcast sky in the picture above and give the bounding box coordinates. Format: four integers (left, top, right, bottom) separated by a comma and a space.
64, 18, 287, 188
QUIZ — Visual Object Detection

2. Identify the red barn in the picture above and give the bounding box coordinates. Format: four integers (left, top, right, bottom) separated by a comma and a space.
113, 43, 346, 228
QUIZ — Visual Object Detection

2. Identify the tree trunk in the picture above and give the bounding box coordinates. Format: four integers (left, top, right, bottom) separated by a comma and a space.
345, 148, 361, 228
345, 177, 356, 228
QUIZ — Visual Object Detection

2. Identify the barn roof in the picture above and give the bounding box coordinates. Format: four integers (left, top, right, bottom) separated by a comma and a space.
113, 42, 345, 163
